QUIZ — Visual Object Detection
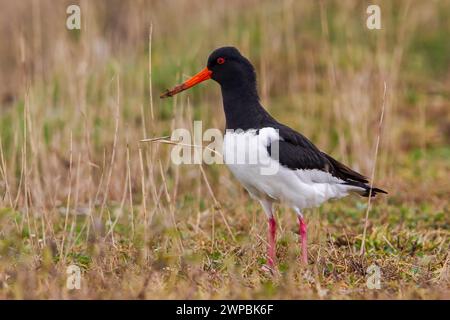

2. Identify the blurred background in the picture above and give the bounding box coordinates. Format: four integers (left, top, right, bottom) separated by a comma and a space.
0, 0, 448, 299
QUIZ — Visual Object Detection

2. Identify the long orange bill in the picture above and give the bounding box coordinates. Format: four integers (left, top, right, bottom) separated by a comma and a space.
160, 67, 212, 98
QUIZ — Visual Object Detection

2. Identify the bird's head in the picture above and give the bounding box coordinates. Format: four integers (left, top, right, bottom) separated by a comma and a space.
160, 46, 256, 98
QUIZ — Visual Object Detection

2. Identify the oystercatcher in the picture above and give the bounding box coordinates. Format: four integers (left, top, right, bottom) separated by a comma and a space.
161, 46, 386, 267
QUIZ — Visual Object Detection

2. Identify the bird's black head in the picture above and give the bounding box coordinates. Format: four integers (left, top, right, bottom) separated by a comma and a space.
206, 47, 256, 89
160, 46, 257, 98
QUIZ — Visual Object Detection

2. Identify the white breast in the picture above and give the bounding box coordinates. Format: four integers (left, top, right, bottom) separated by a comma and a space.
223, 128, 359, 210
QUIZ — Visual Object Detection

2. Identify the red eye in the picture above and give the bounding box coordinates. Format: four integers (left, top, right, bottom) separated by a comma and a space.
217, 57, 225, 65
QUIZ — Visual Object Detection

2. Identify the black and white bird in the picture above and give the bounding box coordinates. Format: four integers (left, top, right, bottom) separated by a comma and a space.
161, 46, 387, 267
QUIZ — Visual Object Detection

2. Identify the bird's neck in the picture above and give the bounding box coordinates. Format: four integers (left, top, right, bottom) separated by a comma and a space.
220, 82, 272, 131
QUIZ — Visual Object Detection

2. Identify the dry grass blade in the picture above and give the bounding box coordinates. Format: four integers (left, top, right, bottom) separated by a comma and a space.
360, 82, 387, 256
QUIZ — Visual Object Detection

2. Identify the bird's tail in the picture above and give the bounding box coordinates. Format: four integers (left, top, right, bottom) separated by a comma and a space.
360, 186, 388, 197
343, 181, 388, 197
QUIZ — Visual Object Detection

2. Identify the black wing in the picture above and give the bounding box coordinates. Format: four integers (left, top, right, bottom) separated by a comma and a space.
267, 123, 387, 197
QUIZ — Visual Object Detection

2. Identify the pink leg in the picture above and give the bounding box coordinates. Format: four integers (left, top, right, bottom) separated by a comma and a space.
298, 216, 308, 264
268, 217, 276, 267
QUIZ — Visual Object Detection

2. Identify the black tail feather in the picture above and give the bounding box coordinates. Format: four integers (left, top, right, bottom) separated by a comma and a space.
343, 181, 388, 197
322, 153, 387, 197
361, 186, 388, 197
323, 152, 369, 183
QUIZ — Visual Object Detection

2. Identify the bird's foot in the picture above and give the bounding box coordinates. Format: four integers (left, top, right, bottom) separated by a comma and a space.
298, 216, 308, 265
301, 253, 308, 265
261, 263, 279, 276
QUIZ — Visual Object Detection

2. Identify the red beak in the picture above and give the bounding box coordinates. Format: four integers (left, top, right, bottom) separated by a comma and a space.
160, 67, 212, 98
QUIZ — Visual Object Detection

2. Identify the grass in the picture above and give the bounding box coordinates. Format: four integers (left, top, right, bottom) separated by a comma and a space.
0, 0, 449, 299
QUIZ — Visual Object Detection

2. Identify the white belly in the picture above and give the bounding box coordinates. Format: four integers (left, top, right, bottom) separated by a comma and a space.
223, 128, 355, 210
